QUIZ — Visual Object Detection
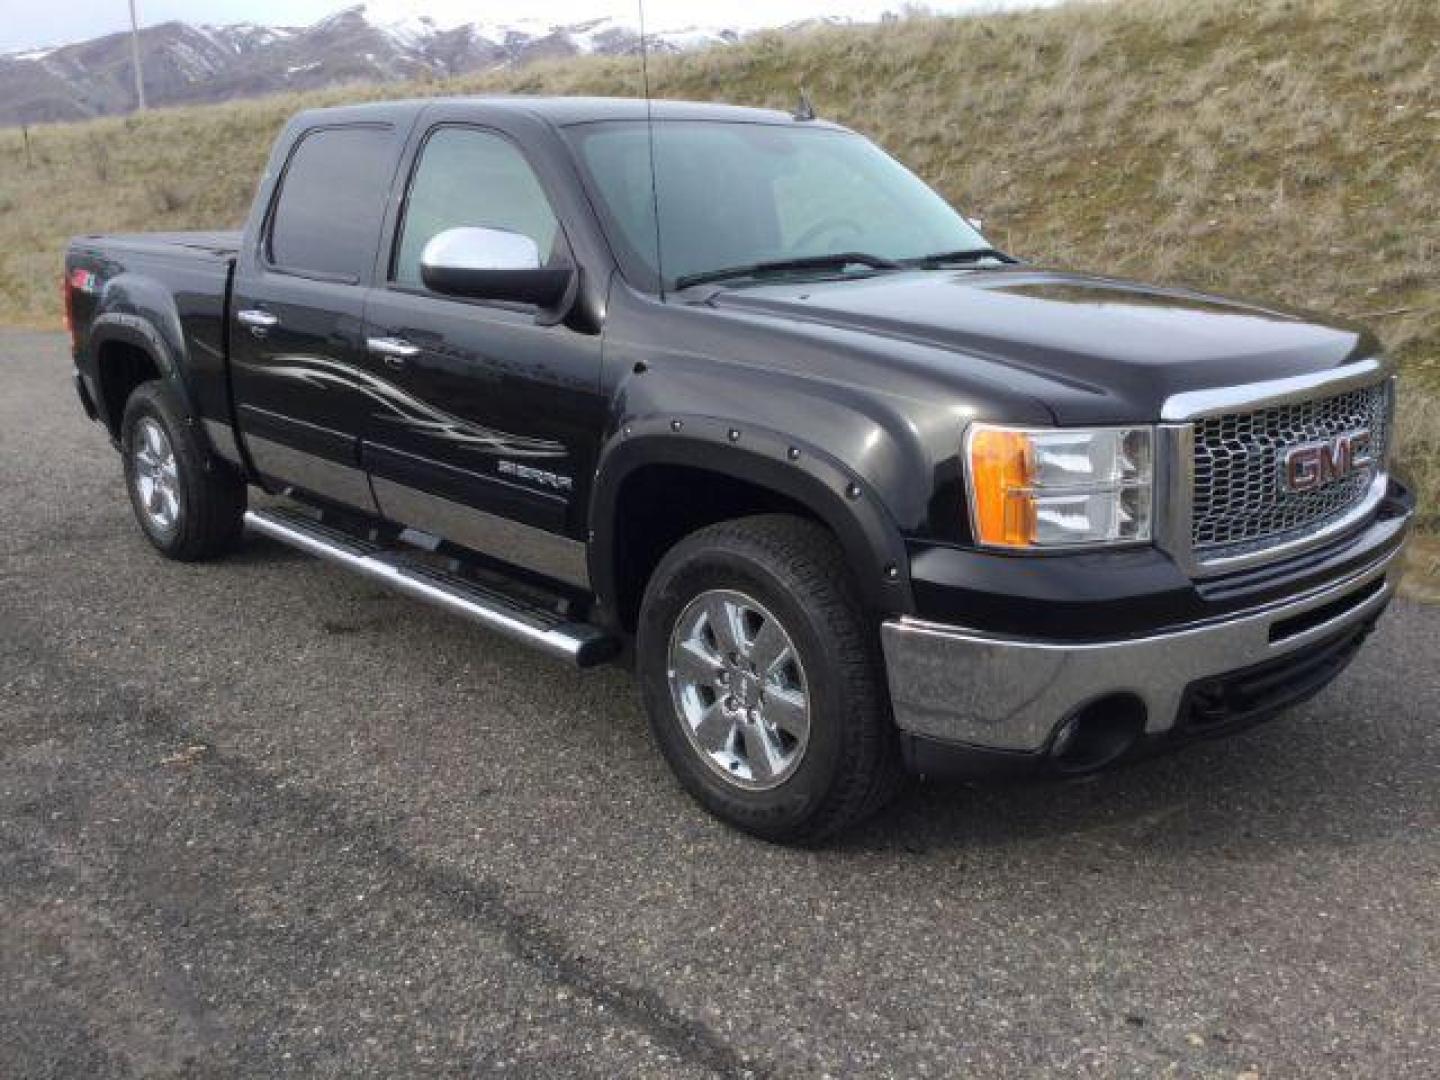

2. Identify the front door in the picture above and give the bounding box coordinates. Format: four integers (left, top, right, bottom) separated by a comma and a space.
230, 122, 405, 514
360, 123, 604, 589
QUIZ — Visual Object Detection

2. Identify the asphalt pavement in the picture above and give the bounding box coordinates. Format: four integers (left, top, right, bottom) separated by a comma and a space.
2, 331, 1437, 1077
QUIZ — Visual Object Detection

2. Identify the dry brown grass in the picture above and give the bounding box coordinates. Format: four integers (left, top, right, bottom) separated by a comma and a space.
1400, 533, 1440, 601
1396, 390, 1440, 531
0, 0, 1435, 522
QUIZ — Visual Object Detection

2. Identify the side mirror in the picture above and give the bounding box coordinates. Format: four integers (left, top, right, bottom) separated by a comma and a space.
420, 226, 573, 308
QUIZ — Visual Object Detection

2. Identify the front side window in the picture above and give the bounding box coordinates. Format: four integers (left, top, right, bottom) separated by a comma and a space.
268, 125, 394, 281
567, 121, 988, 290
394, 127, 562, 289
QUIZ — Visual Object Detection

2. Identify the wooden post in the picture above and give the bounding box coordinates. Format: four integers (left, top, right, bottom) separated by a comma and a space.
22, 125, 33, 169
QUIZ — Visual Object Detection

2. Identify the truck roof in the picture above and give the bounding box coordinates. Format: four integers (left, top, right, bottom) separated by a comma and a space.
292, 96, 827, 129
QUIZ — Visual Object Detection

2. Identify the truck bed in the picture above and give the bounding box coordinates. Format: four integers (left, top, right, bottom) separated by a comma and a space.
71, 230, 242, 262
66, 230, 242, 434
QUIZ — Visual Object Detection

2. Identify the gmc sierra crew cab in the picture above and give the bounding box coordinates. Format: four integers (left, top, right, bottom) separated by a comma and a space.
65, 97, 1415, 842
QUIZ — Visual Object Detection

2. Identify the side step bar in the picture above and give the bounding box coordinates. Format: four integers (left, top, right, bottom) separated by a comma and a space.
244, 508, 619, 668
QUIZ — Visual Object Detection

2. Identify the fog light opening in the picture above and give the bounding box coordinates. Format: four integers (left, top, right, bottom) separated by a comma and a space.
1049, 694, 1146, 775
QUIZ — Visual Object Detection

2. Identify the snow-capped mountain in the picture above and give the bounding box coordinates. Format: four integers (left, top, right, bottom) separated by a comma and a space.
0, 4, 792, 126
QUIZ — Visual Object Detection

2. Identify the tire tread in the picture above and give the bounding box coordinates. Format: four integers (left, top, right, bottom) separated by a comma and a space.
639, 514, 903, 843
122, 381, 246, 562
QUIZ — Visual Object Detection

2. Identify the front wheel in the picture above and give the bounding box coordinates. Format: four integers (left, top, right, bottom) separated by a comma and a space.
636, 515, 902, 843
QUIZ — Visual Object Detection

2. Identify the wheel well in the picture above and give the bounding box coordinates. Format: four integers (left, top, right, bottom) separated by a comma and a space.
97, 339, 161, 436
609, 464, 826, 632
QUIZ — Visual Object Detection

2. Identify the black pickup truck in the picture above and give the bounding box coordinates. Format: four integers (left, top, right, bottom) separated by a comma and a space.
66, 97, 1413, 841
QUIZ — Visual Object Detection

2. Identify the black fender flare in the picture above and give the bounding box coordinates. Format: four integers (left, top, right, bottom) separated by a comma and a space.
589, 414, 914, 618
88, 312, 210, 454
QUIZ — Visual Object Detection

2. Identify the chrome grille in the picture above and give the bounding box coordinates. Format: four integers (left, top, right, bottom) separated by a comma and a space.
1191, 380, 1390, 553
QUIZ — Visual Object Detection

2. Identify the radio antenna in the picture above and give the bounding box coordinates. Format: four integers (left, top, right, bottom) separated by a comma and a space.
638, 0, 666, 299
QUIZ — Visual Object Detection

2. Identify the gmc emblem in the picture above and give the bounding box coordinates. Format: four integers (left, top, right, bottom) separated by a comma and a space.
1281, 429, 1373, 494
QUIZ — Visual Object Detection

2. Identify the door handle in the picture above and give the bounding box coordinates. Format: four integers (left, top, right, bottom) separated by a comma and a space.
237, 309, 279, 337
367, 337, 421, 366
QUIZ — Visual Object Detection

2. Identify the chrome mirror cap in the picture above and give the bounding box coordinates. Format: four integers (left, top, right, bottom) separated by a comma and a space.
418, 226, 572, 309
420, 226, 542, 275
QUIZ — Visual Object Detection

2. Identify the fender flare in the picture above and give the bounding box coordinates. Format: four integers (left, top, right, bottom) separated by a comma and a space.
589, 414, 914, 618
89, 313, 209, 453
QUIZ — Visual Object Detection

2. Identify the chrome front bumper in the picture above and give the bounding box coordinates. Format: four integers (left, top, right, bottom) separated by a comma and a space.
880, 541, 1404, 753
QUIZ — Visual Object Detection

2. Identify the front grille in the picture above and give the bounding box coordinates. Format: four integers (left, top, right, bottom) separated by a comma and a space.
1191, 380, 1390, 555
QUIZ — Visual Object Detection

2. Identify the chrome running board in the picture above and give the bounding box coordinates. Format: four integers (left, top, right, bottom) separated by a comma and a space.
244, 507, 618, 668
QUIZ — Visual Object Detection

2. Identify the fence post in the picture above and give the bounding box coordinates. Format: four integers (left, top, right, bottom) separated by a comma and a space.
22, 124, 33, 169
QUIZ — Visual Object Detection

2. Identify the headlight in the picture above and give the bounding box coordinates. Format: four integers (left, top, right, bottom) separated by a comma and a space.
965, 424, 1154, 549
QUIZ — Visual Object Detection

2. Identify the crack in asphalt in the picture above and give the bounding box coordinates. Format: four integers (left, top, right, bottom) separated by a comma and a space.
1, 603, 763, 1080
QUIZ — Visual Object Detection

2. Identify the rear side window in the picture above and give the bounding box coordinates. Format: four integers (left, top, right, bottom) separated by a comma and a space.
268, 125, 394, 281
393, 127, 561, 288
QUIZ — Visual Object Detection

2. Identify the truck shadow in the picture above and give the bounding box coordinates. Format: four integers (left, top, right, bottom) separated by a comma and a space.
226, 532, 310, 565
834, 699, 1434, 860
213, 522, 1436, 867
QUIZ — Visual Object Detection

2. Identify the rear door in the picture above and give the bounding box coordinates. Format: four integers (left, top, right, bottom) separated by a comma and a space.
230, 122, 406, 513
359, 117, 605, 589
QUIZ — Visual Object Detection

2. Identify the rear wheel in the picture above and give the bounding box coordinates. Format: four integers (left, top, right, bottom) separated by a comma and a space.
121, 381, 246, 561
637, 515, 902, 843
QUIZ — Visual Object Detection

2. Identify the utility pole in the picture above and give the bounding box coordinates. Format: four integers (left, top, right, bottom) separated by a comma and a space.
128, 0, 147, 111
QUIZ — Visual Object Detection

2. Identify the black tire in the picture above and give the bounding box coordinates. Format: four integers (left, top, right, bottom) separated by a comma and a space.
636, 514, 903, 843
121, 380, 246, 561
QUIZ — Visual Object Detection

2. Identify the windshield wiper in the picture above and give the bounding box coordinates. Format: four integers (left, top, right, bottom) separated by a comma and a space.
902, 247, 1013, 269
673, 252, 901, 291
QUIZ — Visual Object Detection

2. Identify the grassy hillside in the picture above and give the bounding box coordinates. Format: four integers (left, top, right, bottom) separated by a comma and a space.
0, 0, 1435, 533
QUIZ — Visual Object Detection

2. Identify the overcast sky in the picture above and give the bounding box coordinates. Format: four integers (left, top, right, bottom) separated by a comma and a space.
2, 1, 1059, 54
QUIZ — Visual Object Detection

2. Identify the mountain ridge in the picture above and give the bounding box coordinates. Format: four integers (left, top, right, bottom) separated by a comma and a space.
0, 3, 838, 126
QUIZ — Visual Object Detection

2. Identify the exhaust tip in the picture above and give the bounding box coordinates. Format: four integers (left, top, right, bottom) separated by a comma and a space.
1049, 694, 1146, 775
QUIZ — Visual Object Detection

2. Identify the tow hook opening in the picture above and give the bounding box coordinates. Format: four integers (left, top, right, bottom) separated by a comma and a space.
1049, 694, 1146, 775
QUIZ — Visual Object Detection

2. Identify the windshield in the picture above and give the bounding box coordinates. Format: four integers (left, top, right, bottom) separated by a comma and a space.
566, 120, 988, 291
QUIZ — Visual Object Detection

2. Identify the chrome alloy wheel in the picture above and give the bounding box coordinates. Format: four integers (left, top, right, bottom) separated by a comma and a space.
667, 589, 811, 790
132, 417, 181, 533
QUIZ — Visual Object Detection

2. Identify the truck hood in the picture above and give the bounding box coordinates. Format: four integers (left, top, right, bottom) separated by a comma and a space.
706, 268, 1377, 424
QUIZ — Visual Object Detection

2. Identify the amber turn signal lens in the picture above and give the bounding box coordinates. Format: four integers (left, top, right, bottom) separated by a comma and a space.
968, 427, 1036, 547
967, 424, 1155, 549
